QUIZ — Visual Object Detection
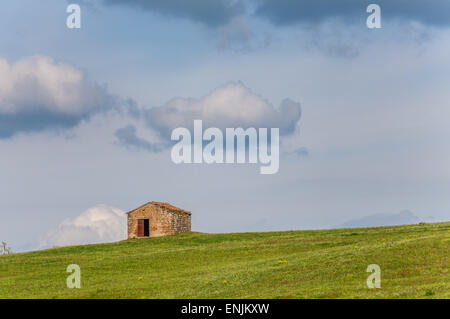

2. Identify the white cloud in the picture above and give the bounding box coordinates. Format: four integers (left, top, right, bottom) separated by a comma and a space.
0, 55, 118, 138
39, 204, 127, 248
145, 82, 302, 136
0, 55, 110, 114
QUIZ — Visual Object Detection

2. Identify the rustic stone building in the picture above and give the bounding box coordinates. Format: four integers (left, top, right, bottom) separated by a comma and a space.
126, 202, 191, 239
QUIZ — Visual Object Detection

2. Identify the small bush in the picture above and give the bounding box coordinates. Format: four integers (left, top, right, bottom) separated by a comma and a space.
425, 289, 435, 296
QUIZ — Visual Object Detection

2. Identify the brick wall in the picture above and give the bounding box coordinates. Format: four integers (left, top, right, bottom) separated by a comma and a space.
127, 203, 191, 239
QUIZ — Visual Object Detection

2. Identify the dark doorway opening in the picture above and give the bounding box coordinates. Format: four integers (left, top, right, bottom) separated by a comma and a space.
138, 219, 150, 237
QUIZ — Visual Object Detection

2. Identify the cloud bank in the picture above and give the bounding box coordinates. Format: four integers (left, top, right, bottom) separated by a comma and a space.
0, 55, 118, 138
100, 0, 450, 28
114, 82, 302, 152
254, 0, 450, 26
40, 205, 127, 248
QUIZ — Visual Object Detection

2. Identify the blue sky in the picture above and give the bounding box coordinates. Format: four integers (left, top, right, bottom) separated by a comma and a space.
1, 0, 450, 251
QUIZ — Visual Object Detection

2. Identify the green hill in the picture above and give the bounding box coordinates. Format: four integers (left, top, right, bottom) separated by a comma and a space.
0, 222, 449, 299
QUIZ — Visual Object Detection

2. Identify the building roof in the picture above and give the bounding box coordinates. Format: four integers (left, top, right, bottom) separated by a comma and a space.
126, 201, 191, 215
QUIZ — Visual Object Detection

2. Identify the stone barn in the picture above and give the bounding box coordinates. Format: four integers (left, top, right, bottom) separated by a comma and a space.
126, 202, 191, 239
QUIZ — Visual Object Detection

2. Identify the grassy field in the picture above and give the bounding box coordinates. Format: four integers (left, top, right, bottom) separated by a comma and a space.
0, 222, 449, 299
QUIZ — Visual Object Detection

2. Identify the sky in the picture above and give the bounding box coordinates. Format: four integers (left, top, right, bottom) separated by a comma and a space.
1, 0, 449, 252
